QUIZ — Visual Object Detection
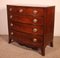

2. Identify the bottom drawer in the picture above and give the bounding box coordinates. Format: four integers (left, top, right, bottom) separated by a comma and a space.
10, 29, 43, 48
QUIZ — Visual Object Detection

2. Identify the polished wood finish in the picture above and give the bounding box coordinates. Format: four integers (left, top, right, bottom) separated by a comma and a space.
7, 5, 55, 56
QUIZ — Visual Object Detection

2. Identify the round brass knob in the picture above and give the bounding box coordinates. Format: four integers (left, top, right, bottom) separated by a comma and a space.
33, 28, 38, 32
19, 9, 23, 13
33, 19, 38, 23
33, 10, 38, 14
10, 23, 13, 26
9, 8, 12, 11
10, 15, 13, 19
11, 32, 14, 35
33, 38, 37, 42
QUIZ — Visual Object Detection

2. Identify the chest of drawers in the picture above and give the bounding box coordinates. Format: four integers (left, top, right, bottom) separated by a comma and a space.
7, 5, 55, 56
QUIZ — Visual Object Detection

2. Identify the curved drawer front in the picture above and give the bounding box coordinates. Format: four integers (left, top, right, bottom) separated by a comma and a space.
10, 30, 42, 47
7, 5, 44, 16
24, 7, 44, 16
8, 15, 43, 25
9, 22, 43, 35
7, 5, 25, 15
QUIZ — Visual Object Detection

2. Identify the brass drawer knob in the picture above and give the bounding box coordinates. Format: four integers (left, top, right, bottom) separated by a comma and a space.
33, 10, 38, 14
33, 19, 38, 23
10, 15, 13, 19
11, 32, 14, 35
10, 23, 13, 26
33, 28, 38, 32
19, 9, 23, 12
9, 8, 12, 11
33, 38, 37, 42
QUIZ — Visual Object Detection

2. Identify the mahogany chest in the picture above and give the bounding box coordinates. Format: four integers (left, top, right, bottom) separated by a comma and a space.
7, 5, 55, 56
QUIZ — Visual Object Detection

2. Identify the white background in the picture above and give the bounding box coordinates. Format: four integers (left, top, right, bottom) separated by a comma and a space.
0, 0, 60, 36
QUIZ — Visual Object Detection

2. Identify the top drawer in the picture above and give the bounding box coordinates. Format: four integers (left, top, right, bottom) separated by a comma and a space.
7, 5, 44, 16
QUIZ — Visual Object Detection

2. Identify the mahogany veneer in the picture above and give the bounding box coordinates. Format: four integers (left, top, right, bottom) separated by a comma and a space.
7, 5, 55, 56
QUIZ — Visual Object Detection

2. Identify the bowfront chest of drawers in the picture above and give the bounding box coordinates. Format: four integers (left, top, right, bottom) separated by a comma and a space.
7, 5, 55, 56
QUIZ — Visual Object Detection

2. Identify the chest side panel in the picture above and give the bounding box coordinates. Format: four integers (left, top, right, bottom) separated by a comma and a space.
44, 6, 55, 46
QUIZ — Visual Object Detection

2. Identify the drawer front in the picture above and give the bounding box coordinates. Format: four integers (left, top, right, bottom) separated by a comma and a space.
10, 30, 42, 47
7, 6, 24, 15
23, 7, 44, 16
8, 15, 43, 25
7, 5, 44, 16
9, 22, 43, 35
